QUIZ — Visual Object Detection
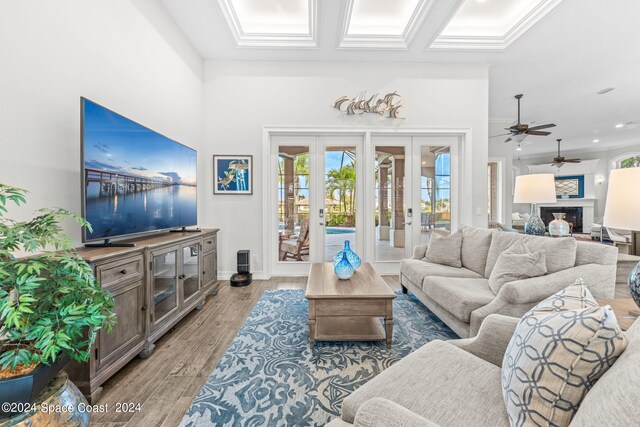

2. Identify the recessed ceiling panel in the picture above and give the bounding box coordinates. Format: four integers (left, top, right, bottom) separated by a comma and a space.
233, 0, 309, 34
431, 0, 563, 50
218, 0, 317, 47
347, 0, 421, 36
340, 0, 433, 49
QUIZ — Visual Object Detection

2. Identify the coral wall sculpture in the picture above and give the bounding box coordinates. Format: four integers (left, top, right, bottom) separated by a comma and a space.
332, 91, 403, 118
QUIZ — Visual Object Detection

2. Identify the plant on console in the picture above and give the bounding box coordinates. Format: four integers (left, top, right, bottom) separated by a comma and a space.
0, 184, 115, 378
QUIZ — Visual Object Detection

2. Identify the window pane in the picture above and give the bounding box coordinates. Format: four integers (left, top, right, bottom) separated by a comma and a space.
375, 146, 405, 261
325, 147, 357, 261
278, 146, 310, 262
421, 146, 451, 245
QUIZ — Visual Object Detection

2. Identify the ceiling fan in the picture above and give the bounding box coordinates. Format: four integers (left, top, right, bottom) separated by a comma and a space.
551, 139, 581, 167
491, 94, 556, 143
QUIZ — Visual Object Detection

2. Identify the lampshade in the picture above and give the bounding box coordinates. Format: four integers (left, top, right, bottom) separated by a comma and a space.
513, 174, 557, 204
603, 167, 640, 231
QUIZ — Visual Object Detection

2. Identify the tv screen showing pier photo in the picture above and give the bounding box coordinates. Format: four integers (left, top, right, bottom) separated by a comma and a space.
81, 98, 197, 242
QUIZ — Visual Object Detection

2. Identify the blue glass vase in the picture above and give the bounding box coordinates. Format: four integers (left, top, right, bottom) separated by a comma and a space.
334, 251, 355, 280
332, 241, 362, 270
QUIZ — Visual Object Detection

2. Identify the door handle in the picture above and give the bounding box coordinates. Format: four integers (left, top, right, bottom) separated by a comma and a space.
178, 274, 186, 280
319, 222, 325, 226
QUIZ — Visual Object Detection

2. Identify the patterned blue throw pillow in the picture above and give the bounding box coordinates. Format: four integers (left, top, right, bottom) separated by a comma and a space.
501, 281, 628, 427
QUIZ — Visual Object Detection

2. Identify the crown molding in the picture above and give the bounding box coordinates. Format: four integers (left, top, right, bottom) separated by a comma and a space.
338, 0, 434, 50
429, 0, 563, 51
217, 0, 318, 49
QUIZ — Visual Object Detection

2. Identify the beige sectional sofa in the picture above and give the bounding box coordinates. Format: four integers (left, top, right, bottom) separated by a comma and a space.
327, 313, 638, 427
399, 226, 618, 338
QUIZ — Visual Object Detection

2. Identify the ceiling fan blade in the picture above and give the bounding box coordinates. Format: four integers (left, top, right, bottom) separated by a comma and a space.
504, 137, 512, 143
527, 130, 552, 136
564, 159, 582, 163
490, 132, 512, 138
528, 123, 556, 131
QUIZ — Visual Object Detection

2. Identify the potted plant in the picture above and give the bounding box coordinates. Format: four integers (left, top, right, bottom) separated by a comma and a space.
0, 184, 115, 412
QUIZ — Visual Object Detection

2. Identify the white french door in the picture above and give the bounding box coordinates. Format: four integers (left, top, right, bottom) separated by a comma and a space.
409, 135, 460, 248
316, 135, 364, 264
267, 131, 461, 277
270, 134, 363, 276
367, 135, 459, 274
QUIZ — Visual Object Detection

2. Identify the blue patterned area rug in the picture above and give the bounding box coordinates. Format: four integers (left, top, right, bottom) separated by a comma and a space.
180, 290, 457, 427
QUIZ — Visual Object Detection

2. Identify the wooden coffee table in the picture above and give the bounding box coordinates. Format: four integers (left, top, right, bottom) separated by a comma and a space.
305, 262, 396, 349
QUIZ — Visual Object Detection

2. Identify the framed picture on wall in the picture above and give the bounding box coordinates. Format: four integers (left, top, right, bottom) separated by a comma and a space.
555, 175, 584, 199
213, 155, 253, 195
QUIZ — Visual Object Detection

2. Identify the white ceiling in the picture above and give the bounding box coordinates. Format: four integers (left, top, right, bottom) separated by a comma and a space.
161, 0, 640, 157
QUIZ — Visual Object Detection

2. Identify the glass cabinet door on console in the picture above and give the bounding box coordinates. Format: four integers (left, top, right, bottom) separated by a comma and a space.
150, 247, 179, 327
181, 242, 201, 304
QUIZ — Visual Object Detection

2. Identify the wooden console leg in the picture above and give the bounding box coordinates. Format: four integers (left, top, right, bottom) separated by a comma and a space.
139, 341, 155, 359
88, 386, 103, 404
196, 299, 205, 310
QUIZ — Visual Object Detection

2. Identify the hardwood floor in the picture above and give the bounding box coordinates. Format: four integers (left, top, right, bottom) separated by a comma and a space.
90, 276, 401, 427
89, 274, 627, 427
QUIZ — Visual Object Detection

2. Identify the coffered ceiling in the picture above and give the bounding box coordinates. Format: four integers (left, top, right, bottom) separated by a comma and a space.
161, 0, 640, 157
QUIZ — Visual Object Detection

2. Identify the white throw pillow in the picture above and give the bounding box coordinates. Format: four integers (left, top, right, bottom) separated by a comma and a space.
423, 230, 462, 268
488, 240, 547, 294
502, 283, 628, 427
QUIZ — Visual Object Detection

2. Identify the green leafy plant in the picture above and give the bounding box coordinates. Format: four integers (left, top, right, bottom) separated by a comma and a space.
0, 184, 115, 372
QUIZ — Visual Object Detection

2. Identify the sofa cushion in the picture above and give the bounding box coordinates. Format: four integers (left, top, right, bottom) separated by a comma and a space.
575, 240, 618, 266
423, 277, 495, 323
502, 283, 627, 427
400, 259, 482, 287
424, 230, 462, 268
460, 225, 495, 276
569, 319, 640, 426
488, 240, 547, 294
342, 340, 509, 427
485, 232, 577, 278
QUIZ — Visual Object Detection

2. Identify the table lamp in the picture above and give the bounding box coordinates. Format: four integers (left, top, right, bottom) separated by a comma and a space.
603, 167, 640, 308
513, 174, 557, 235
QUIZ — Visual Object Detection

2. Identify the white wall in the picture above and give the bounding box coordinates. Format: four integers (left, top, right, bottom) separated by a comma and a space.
202, 61, 489, 276
0, 0, 205, 245
488, 122, 515, 225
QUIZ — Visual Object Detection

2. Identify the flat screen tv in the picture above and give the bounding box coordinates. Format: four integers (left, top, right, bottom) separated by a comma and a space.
81, 98, 197, 244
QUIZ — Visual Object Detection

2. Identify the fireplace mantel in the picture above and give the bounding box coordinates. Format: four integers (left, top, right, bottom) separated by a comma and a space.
538, 198, 595, 207
536, 199, 595, 233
